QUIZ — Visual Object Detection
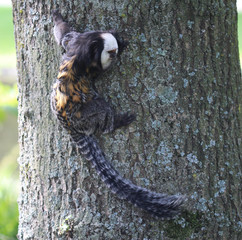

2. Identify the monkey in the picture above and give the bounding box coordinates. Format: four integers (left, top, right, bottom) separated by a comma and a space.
51, 10, 185, 219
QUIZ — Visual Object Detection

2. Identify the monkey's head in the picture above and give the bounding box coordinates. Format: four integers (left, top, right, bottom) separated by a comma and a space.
62, 31, 128, 76
52, 10, 128, 76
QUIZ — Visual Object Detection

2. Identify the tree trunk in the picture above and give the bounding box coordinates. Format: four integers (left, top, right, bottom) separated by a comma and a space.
12, 0, 241, 239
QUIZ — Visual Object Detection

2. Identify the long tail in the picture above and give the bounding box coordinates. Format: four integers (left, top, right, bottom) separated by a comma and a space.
73, 134, 185, 218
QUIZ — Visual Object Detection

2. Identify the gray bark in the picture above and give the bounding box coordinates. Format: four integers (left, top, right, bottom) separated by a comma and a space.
12, 0, 241, 239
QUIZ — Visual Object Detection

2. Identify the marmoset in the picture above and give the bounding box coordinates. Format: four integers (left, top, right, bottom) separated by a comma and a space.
51, 10, 185, 218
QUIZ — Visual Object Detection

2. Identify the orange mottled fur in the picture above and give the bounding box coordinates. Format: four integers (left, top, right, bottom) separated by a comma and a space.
54, 56, 91, 113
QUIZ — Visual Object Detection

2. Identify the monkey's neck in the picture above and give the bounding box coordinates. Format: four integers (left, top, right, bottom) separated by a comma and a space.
57, 55, 93, 95
54, 56, 95, 113
58, 56, 77, 81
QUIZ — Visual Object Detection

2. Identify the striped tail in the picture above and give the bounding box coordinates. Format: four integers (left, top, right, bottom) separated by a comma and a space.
73, 134, 185, 218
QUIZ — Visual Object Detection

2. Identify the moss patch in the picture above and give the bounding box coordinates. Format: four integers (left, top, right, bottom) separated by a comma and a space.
164, 211, 205, 239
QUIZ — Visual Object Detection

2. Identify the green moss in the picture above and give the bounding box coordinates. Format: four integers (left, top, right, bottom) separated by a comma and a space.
120, 13, 126, 18
164, 211, 204, 239
58, 216, 74, 236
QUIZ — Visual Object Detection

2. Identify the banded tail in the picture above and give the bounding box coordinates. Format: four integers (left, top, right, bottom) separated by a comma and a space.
73, 134, 185, 218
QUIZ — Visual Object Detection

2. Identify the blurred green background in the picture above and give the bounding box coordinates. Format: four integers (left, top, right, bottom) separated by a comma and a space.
0, 4, 19, 240
0, 3, 241, 240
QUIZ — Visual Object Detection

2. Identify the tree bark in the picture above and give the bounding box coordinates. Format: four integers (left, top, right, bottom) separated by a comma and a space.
12, 0, 241, 239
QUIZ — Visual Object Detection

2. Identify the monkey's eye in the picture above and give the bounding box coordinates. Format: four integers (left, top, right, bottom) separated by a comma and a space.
107, 49, 117, 54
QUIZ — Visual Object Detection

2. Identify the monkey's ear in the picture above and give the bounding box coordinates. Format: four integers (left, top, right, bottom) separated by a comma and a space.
109, 31, 129, 55
52, 10, 71, 46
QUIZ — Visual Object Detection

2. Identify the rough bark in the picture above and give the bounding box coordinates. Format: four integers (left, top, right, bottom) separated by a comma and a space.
12, 0, 241, 239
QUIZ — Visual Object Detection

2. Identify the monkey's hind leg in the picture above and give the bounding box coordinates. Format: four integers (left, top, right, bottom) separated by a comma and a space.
113, 112, 136, 130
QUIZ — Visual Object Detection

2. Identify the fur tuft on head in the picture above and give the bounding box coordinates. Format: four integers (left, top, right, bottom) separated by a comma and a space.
52, 10, 71, 45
